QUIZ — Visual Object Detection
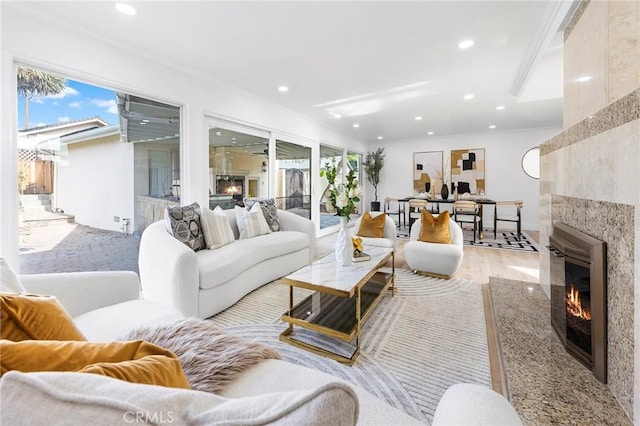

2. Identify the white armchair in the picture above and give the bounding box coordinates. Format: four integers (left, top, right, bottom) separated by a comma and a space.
353, 212, 397, 249
404, 217, 464, 278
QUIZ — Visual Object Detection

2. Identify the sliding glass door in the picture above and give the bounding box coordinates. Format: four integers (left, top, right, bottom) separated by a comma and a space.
274, 139, 312, 219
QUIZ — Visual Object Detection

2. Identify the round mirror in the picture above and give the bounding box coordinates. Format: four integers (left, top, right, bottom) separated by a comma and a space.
522, 147, 540, 179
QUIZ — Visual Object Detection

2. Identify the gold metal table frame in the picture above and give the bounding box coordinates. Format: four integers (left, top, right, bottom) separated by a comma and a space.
280, 249, 395, 366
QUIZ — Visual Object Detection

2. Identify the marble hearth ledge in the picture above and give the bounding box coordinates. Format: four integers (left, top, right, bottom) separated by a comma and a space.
541, 88, 640, 156
489, 277, 632, 425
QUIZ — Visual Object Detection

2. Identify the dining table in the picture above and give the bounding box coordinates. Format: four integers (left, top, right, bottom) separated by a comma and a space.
397, 196, 497, 239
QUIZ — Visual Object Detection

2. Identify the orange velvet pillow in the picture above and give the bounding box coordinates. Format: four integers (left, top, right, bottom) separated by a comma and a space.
357, 212, 387, 238
418, 210, 452, 244
0, 339, 190, 389
0, 293, 86, 341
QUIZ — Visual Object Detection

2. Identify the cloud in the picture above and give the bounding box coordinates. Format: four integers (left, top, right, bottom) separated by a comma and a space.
32, 98, 45, 104
58, 116, 70, 123
45, 86, 79, 99
91, 98, 118, 115
69, 101, 82, 109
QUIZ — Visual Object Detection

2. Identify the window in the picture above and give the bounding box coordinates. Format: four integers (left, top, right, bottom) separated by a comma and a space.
208, 124, 269, 210
16, 66, 181, 274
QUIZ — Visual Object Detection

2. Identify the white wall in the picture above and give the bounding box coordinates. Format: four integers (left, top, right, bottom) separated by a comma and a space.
367, 126, 561, 231
0, 5, 367, 270
57, 139, 134, 233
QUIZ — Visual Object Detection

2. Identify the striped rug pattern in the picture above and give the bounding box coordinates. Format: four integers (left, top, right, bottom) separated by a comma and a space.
208, 269, 491, 423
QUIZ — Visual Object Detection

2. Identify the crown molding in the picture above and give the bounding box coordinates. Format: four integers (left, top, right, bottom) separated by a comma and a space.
511, 1, 579, 98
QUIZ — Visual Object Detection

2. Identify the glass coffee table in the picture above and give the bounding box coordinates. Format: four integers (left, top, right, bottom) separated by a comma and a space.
280, 246, 395, 365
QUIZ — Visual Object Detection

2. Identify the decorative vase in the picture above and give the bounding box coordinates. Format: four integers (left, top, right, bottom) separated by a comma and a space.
440, 183, 449, 200
335, 216, 352, 266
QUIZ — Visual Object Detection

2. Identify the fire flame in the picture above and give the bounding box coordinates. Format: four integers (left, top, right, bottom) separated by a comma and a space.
566, 285, 591, 320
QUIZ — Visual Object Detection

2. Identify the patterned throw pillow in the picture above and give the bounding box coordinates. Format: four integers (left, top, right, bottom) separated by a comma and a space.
164, 202, 206, 252
241, 203, 272, 239
244, 198, 280, 232
201, 206, 236, 249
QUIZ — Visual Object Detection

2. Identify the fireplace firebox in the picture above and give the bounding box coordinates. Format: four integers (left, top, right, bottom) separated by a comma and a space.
548, 222, 607, 383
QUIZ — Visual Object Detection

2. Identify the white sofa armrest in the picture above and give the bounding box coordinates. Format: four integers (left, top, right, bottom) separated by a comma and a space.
277, 210, 315, 262
138, 221, 200, 318
18, 271, 141, 317
433, 383, 522, 425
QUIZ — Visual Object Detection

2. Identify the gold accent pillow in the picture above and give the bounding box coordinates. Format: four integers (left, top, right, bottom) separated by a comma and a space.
418, 210, 452, 244
357, 212, 387, 238
0, 293, 86, 341
0, 339, 191, 389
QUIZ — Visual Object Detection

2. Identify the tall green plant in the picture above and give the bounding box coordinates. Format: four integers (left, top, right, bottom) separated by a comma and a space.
363, 148, 385, 202
17, 67, 66, 129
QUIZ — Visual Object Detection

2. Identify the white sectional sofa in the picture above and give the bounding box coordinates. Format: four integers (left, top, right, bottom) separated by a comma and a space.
139, 208, 315, 319
6, 270, 421, 425
3, 268, 521, 425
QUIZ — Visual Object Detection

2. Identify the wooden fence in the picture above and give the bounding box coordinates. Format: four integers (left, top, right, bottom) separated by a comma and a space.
18, 160, 53, 194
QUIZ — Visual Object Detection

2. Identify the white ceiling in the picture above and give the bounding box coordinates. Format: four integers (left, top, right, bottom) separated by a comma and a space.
15, 1, 574, 142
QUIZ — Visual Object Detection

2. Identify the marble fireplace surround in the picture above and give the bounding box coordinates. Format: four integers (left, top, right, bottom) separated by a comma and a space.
540, 89, 638, 420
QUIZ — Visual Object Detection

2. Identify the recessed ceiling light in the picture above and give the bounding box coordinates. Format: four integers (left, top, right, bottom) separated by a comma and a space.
278, 86, 289, 92
458, 39, 474, 49
231, 137, 236, 140
353, 124, 360, 128
377, 136, 383, 140
332, 113, 342, 119
142, 119, 150, 123
427, 131, 434, 135
139, 122, 146, 125
115, 3, 137, 15
464, 94, 474, 100
495, 105, 505, 110
415, 116, 423, 121
489, 125, 496, 129
576, 76, 592, 83
216, 131, 222, 136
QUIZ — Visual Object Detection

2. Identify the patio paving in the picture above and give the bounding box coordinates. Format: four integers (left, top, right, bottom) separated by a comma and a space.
19, 221, 140, 275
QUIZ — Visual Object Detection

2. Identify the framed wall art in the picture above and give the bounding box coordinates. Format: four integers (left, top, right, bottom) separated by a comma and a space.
413, 151, 442, 194
450, 148, 485, 195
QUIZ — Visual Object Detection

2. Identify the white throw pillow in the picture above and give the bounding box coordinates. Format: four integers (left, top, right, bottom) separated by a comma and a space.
0, 258, 25, 293
0, 371, 359, 426
240, 203, 272, 239
201, 206, 235, 249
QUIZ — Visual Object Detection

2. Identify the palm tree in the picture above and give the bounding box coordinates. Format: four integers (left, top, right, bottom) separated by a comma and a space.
17, 67, 66, 129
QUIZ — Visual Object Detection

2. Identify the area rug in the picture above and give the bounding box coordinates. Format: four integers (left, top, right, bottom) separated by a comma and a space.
462, 230, 539, 253
397, 227, 539, 253
208, 269, 491, 423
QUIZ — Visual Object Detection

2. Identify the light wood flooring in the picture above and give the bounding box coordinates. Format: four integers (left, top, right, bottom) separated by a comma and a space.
392, 238, 540, 284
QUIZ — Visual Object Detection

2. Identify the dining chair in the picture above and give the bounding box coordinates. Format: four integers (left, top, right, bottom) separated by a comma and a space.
494, 200, 523, 241
384, 197, 405, 229
408, 198, 427, 230
453, 200, 482, 243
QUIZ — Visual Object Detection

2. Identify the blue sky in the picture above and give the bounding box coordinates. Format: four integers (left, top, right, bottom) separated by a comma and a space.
17, 79, 118, 130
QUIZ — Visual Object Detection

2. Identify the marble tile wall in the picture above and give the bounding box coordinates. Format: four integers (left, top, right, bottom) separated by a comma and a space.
548, 1, 639, 419
563, 1, 640, 129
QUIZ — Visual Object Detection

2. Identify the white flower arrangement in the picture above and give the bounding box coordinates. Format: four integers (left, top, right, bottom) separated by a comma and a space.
320, 160, 361, 221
